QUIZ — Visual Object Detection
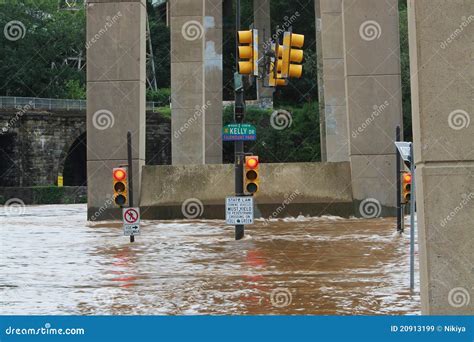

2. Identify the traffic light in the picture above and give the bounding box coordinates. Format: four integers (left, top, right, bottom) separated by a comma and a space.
237, 29, 258, 76
269, 43, 287, 87
401, 172, 412, 204
244, 156, 260, 195
281, 32, 305, 79
113, 167, 128, 206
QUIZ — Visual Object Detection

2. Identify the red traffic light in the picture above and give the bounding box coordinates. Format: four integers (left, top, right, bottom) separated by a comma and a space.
246, 157, 259, 169
403, 173, 412, 183
113, 168, 127, 181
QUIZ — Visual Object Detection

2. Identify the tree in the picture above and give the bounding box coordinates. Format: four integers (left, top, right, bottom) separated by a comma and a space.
0, 0, 85, 98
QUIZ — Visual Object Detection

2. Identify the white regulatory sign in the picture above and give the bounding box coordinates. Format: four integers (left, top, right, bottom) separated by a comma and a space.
122, 207, 140, 236
226, 196, 254, 225
395, 142, 412, 163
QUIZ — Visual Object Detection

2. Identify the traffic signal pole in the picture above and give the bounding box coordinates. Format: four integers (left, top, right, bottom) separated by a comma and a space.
234, 0, 245, 240
127, 131, 135, 243
409, 144, 416, 292
396, 126, 402, 234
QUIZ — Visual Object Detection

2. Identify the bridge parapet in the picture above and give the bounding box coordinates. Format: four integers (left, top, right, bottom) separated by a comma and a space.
0, 96, 160, 112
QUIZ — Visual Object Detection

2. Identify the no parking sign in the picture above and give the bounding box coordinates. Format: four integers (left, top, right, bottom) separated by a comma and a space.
122, 207, 140, 236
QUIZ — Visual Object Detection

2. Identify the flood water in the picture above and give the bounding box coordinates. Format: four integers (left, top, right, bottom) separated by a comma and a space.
0, 204, 420, 315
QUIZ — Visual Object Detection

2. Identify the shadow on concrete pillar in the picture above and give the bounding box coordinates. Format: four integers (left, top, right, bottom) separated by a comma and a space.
408, 0, 474, 314
342, 0, 403, 217
170, 0, 223, 165
320, 0, 349, 163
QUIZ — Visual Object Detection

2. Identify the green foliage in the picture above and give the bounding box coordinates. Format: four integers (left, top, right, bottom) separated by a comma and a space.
147, 6, 170, 89
0, 1, 85, 97
65, 79, 86, 99
147, 88, 171, 106
399, 1, 412, 141
223, 102, 321, 163
32, 186, 65, 204
156, 106, 171, 118
32, 186, 87, 204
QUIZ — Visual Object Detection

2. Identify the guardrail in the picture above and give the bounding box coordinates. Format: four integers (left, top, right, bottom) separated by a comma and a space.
0, 97, 161, 112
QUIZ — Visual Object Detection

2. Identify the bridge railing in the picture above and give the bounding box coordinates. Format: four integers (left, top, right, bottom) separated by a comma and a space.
0, 96, 160, 112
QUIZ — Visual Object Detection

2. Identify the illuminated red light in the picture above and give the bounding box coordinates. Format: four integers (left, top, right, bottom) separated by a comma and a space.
113, 168, 127, 181
246, 157, 259, 169
403, 173, 412, 183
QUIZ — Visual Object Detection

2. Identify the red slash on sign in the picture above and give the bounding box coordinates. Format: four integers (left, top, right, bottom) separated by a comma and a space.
123, 208, 139, 224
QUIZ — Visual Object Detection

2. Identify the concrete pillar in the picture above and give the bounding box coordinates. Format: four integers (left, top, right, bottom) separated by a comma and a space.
254, 0, 274, 109
320, 0, 349, 162
342, 0, 403, 215
170, 0, 223, 165
408, 0, 474, 314
314, 0, 327, 162
86, 0, 146, 220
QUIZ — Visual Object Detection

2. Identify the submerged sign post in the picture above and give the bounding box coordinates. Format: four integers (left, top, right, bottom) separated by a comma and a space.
222, 123, 256, 141
226, 196, 254, 225
122, 207, 140, 236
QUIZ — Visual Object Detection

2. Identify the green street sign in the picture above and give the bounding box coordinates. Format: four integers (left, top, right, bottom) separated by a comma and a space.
222, 123, 257, 141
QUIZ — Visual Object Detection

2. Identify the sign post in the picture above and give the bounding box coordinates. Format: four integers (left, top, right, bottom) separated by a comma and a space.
127, 131, 136, 243
395, 126, 402, 233
409, 144, 416, 292
395, 140, 416, 291
234, 0, 245, 241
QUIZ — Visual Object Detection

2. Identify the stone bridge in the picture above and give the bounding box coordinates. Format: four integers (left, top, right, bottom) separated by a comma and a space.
0, 107, 171, 187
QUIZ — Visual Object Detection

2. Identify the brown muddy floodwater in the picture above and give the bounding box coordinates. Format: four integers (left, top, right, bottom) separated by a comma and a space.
0, 204, 420, 315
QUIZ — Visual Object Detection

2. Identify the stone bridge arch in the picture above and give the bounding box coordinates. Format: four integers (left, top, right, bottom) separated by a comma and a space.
57, 129, 87, 186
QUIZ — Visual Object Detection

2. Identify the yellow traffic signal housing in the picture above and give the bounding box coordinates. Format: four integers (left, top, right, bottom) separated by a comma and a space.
113, 167, 128, 206
238, 29, 258, 76
269, 43, 287, 87
281, 32, 305, 79
244, 156, 260, 195
401, 172, 412, 204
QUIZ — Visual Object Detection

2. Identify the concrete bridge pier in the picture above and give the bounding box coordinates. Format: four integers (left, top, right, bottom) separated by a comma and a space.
170, 0, 223, 165
408, 0, 474, 314
319, 0, 349, 162
86, 0, 146, 219
342, 0, 403, 216
254, 0, 274, 109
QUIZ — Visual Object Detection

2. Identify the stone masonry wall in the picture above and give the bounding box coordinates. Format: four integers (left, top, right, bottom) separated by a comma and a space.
0, 109, 171, 187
